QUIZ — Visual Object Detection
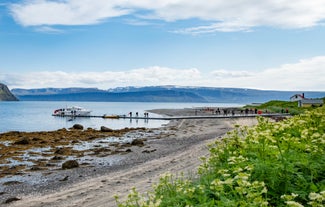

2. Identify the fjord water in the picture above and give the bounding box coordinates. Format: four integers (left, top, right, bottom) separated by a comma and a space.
0, 101, 243, 133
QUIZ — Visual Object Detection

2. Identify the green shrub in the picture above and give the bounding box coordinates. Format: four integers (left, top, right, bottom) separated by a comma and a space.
116, 106, 325, 206
245, 100, 307, 115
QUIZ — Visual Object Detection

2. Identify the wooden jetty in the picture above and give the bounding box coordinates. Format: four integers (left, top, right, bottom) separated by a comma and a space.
52, 113, 291, 120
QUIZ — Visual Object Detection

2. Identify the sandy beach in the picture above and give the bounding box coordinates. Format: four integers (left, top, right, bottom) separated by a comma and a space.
2, 108, 257, 207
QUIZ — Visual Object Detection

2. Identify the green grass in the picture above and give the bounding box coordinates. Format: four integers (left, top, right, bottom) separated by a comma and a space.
245, 100, 323, 115
116, 106, 325, 207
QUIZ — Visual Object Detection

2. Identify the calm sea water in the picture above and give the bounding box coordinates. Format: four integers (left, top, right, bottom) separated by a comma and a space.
0, 101, 243, 133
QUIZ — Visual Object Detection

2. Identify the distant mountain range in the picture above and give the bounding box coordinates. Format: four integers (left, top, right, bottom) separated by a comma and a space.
11, 86, 325, 104
0, 83, 18, 101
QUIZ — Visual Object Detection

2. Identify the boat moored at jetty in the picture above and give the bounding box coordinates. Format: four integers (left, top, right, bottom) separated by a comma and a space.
52, 106, 91, 116
102, 114, 121, 119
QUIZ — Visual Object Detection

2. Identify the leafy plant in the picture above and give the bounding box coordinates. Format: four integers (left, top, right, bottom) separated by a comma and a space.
116, 106, 325, 206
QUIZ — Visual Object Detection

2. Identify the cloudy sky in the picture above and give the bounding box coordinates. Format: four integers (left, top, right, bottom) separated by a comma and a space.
0, 0, 325, 91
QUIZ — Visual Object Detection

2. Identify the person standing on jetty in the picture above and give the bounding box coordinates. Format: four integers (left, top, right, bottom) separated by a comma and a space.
223, 109, 228, 116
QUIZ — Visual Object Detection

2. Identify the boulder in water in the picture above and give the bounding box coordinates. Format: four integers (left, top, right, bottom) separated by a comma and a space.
72, 124, 84, 130
101, 126, 113, 132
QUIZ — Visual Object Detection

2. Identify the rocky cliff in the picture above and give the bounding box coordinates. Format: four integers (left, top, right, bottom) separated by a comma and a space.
0, 83, 18, 101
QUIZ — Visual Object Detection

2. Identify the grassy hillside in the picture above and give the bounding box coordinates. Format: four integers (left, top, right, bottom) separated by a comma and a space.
116, 106, 325, 206
246, 99, 324, 115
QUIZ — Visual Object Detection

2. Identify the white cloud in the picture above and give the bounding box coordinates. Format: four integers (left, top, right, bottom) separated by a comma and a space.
123, 19, 153, 26
35, 26, 64, 34
9, 0, 325, 32
1, 56, 325, 91
209, 56, 325, 90
1, 66, 202, 89
211, 69, 253, 78
174, 21, 253, 34
10, 0, 131, 26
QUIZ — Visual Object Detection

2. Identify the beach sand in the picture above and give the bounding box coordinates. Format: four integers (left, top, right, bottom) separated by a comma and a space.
5, 108, 257, 207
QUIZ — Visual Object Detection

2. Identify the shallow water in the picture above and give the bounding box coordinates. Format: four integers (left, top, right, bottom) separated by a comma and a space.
0, 129, 162, 170
0, 101, 243, 132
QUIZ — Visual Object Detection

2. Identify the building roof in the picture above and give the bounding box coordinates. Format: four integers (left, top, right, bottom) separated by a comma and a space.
290, 94, 304, 99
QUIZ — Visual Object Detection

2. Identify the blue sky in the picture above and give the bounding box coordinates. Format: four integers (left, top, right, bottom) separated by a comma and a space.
0, 0, 325, 91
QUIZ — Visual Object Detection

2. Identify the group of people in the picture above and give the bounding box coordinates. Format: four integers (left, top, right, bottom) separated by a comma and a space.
214, 108, 260, 116
128, 112, 149, 118
214, 107, 289, 116
214, 108, 237, 116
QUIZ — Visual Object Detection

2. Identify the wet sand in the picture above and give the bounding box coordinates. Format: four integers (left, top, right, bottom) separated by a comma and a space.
2, 108, 257, 207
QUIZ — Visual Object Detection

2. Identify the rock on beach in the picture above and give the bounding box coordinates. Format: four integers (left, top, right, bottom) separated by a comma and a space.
72, 124, 84, 130
62, 160, 79, 169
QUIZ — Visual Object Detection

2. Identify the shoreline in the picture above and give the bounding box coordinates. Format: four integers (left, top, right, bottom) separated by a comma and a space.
1, 108, 258, 206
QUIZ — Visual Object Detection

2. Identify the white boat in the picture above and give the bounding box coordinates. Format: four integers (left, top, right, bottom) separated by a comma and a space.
52, 106, 91, 116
